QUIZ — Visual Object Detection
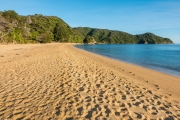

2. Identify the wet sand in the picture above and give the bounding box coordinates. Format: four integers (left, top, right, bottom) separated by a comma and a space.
0, 43, 180, 119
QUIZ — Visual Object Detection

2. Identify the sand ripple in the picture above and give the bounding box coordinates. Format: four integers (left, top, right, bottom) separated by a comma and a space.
0, 44, 180, 119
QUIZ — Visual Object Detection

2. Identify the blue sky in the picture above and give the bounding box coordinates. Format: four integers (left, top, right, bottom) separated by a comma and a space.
0, 0, 180, 43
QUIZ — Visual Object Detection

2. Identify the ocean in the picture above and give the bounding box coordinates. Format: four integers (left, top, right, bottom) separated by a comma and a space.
75, 44, 180, 78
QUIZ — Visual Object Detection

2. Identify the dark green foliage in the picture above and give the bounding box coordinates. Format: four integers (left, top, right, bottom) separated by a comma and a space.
36, 32, 53, 43
0, 10, 82, 43
54, 23, 70, 42
0, 10, 173, 44
74, 27, 138, 44
74, 27, 92, 37
74, 27, 173, 44
2, 10, 20, 23
83, 35, 95, 44
135, 33, 173, 44
29, 15, 68, 43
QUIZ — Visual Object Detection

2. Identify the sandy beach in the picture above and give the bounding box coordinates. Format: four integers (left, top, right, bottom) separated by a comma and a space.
0, 43, 180, 120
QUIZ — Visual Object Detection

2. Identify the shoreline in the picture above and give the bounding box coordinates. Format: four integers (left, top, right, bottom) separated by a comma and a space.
75, 44, 180, 78
69, 44, 180, 99
0, 43, 180, 119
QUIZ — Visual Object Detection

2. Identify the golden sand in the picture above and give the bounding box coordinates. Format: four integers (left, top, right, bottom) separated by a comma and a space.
0, 43, 179, 119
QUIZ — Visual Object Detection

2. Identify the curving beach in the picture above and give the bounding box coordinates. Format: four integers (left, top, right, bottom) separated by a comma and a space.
0, 43, 180, 119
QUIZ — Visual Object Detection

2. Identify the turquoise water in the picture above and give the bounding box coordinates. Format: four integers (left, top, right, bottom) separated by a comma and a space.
75, 44, 180, 77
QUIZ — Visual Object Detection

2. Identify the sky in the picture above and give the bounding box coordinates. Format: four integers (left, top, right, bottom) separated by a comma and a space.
0, 0, 180, 43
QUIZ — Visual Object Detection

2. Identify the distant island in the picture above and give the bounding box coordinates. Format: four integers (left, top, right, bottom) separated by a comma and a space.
0, 10, 173, 44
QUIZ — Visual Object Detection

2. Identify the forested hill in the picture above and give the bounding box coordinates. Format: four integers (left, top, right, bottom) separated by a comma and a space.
0, 10, 173, 44
0, 10, 81, 43
74, 27, 173, 44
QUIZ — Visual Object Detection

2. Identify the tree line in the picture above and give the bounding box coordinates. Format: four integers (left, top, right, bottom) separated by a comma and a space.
74, 27, 173, 44
0, 10, 173, 44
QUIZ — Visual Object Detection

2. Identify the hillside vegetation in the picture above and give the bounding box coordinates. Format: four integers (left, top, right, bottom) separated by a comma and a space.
0, 10, 81, 43
0, 10, 173, 44
74, 27, 173, 44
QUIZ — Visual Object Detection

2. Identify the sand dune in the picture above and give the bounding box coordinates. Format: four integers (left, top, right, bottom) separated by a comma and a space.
0, 43, 180, 120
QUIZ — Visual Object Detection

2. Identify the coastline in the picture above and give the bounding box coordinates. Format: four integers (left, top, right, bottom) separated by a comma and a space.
75, 44, 180, 78
70, 44, 180, 99
0, 43, 180, 119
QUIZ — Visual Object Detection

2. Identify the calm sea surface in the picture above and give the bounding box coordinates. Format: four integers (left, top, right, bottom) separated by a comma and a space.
75, 44, 180, 78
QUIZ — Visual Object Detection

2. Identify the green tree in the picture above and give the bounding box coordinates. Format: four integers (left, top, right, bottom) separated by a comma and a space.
36, 32, 53, 43
2, 10, 20, 23
83, 35, 94, 44
0, 10, 173, 44
54, 23, 69, 42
